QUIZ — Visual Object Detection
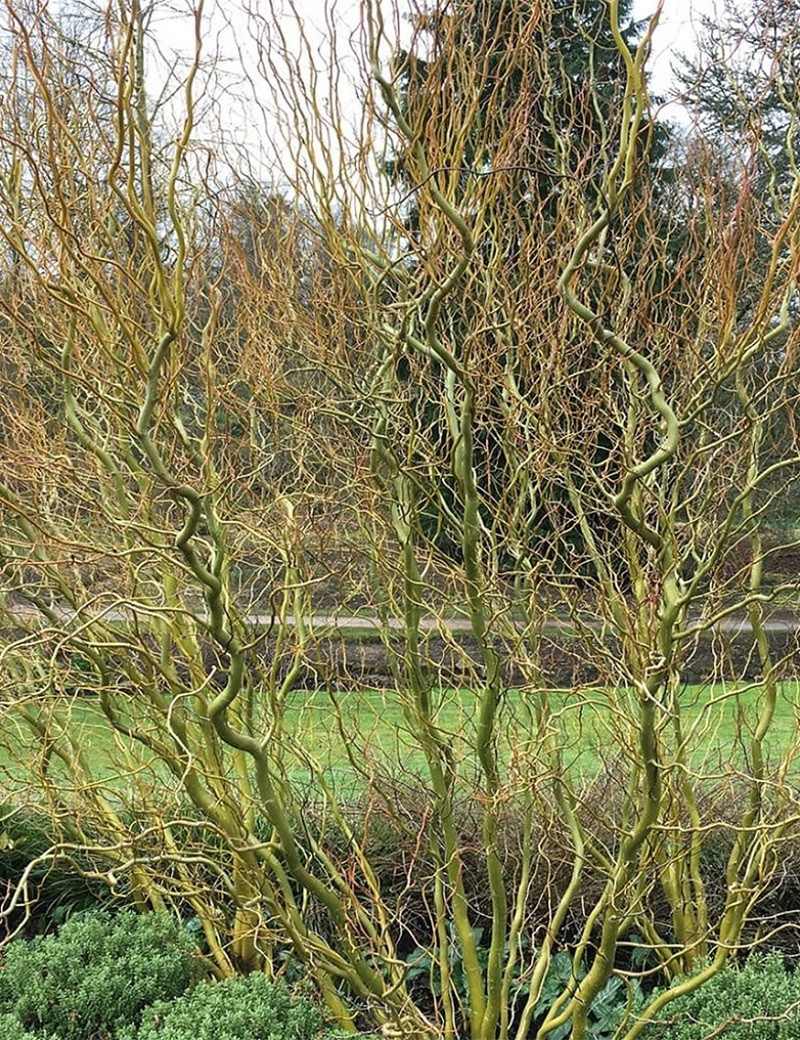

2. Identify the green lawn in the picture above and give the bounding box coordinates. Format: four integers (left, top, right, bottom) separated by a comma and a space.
2, 682, 798, 796
281, 681, 800, 787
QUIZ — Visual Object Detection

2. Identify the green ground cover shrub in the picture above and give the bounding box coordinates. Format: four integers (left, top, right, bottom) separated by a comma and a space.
637, 953, 800, 1038
125, 973, 373, 1040
0, 1015, 43, 1040
0, 910, 201, 1040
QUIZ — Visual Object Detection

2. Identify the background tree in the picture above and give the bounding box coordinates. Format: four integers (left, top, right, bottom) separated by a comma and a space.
676, 0, 800, 529
378, 0, 675, 570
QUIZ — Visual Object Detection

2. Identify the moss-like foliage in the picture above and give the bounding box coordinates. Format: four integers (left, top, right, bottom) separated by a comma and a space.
127, 972, 370, 1040
0, 910, 200, 1040
638, 954, 800, 1039
0, 1014, 45, 1040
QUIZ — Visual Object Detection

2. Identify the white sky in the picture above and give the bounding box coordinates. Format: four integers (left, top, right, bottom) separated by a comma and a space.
147, 1, 720, 107
632, 0, 718, 98
151, 2, 715, 66
142, 0, 721, 179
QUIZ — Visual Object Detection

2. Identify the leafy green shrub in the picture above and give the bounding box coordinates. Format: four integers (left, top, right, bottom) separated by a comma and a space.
127, 972, 369, 1040
0, 910, 200, 1040
638, 953, 800, 1039
531, 951, 638, 1040
404, 936, 632, 1039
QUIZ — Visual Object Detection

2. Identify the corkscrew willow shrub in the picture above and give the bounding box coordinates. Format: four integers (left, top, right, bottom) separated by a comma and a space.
1, 0, 800, 1038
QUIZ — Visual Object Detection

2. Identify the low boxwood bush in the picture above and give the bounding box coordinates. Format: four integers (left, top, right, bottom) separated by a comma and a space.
126, 972, 370, 1040
637, 953, 800, 1039
0, 910, 201, 1040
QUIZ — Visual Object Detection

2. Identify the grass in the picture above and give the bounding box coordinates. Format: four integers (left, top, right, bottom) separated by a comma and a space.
280, 680, 800, 786
1, 681, 799, 796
